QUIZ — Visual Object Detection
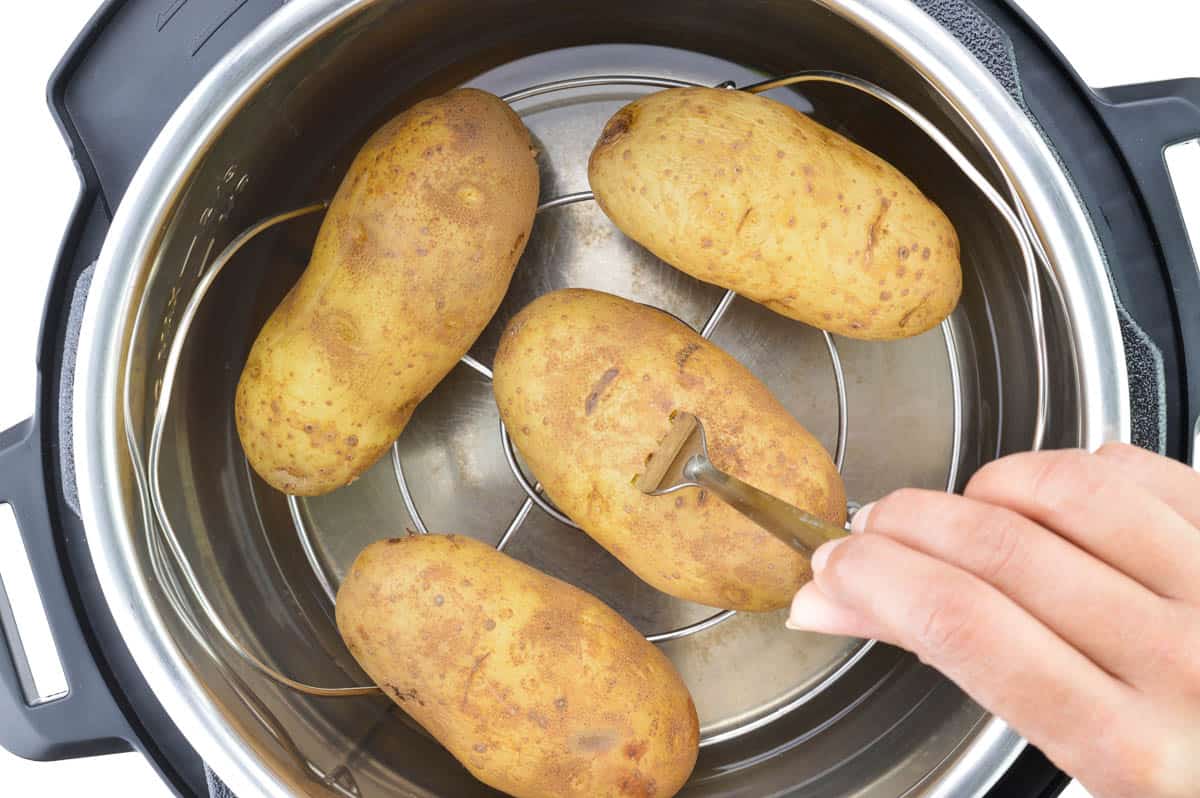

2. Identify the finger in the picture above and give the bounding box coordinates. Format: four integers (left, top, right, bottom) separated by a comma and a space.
1096, 441, 1200, 530
785, 582, 879, 639
965, 449, 1200, 602
857, 489, 1171, 686
801, 533, 1130, 781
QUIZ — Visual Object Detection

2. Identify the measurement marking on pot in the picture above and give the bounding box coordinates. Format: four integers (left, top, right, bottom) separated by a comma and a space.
156, 0, 187, 31
192, 0, 250, 57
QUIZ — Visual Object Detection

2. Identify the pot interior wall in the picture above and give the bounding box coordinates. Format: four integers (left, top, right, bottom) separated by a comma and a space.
135, 1, 1079, 795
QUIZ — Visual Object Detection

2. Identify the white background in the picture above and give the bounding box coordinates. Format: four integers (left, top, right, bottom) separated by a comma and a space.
0, 1, 1196, 796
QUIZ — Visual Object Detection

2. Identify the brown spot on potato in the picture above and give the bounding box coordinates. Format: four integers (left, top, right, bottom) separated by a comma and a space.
387, 685, 423, 706
461, 651, 491, 709
585, 367, 621, 415
700, 237, 713, 249
736, 206, 754, 234
574, 731, 618, 753
509, 232, 526, 259
675, 343, 701, 369
618, 771, 658, 797
596, 109, 633, 151
899, 294, 932, 328
880, 291, 893, 301
863, 197, 891, 270
624, 740, 649, 762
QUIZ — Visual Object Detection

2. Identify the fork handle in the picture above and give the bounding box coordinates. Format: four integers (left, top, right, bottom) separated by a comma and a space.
684, 456, 848, 556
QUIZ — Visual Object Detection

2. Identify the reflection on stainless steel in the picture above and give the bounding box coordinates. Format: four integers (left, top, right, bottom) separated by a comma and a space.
75, 2, 1129, 794
389, 443, 430, 536
288, 495, 337, 606
824, 331, 849, 472
501, 74, 710, 104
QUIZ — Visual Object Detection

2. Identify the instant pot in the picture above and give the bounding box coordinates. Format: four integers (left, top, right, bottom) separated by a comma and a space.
1, 1, 1197, 796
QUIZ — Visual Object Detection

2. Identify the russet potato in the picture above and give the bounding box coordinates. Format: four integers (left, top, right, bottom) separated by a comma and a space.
493, 288, 846, 612
588, 86, 961, 340
336, 534, 699, 798
236, 89, 539, 495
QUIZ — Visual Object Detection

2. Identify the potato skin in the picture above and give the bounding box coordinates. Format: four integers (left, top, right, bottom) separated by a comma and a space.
236, 89, 539, 495
336, 534, 699, 798
493, 289, 846, 612
588, 87, 961, 340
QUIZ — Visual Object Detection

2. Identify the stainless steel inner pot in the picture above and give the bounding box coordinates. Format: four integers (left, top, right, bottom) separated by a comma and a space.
74, 1, 1130, 796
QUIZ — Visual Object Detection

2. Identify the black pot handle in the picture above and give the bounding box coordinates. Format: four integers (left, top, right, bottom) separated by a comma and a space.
1090, 79, 1200, 465
0, 415, 133, 760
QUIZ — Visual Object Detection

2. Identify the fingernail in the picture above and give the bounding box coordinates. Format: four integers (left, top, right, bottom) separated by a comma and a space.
786, 586, 842, 632
851, 502, 875, 534
810, 537, 845, 574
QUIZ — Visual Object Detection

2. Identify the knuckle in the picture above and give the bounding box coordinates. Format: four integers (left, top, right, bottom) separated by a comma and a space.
873, 488, 937, 531
884, 487, 929, 509
964, 452, 1047, 502
972, 510, 1025, 584
1096, 440, 1140, 463
913, 591, 977, 663
963, 456, 1012, 499
1027, 450, 1099, 512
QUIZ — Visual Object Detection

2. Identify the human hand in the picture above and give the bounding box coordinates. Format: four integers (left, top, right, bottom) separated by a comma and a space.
786, 443, 1200, 798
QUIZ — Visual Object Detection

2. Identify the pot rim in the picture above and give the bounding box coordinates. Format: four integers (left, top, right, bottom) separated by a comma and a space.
73, 1, 1129, 796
